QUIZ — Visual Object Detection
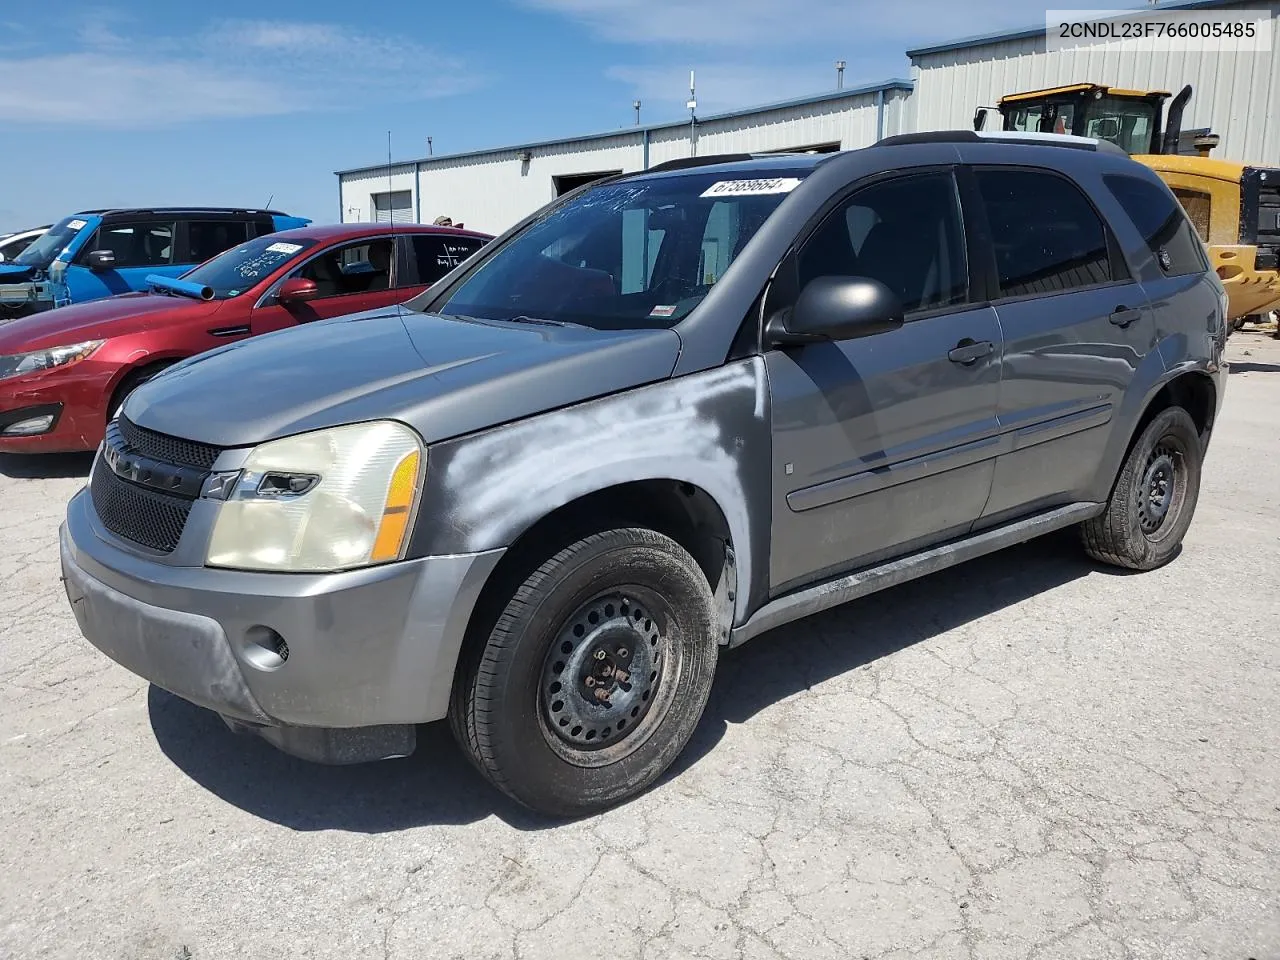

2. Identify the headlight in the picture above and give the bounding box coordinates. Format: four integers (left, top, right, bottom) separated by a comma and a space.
0, 339, 104, 381
206, 421, 424, 573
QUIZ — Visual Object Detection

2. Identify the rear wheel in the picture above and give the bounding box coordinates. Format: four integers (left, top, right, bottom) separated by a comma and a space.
1082, 406, 1203, 571
450, 528, 719, 817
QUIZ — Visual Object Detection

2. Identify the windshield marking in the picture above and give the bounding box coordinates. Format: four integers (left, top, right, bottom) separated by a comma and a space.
700, 178, 802, 198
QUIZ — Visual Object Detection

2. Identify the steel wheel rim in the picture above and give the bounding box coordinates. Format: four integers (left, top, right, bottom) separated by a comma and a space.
1137, 441, 1186, 541
538, 587, 681, 767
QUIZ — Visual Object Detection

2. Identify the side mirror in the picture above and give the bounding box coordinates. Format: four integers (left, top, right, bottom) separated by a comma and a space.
973, 107, 989, 131
86, 249, 116, 272
767, 276, 904, 344
278, 277, 319, 304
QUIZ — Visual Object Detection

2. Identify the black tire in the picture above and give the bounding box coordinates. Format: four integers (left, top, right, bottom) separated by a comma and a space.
450, 528, 719, 817
1082, 406, 1203, 571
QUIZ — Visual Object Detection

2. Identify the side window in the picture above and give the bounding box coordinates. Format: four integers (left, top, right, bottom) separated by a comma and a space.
407, 235, 486, 286
186, 220, 249, 264
86, 222, 176, 268
797, 172, 968, 314
1105, 174, 1209, 277
975, 169, 1113, 298
296, 238, 393, 298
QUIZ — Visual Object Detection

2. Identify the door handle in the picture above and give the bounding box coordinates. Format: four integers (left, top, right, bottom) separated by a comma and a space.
1109, 306, 1142, 328
948, 338, 994, 365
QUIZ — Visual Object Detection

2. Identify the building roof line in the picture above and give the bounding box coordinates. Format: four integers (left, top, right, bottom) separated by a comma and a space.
334, 78, 914, 176
906, 0, 1256, 57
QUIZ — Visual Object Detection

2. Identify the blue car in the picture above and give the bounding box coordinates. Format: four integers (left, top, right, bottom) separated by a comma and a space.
0, 207, 310, 318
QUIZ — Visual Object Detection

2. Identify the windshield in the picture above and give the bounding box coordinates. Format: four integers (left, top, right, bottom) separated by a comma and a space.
1083, 97, 1158, 154
13, 216, 87, 268
438, 169, 811, 330
180, 235, 319, 299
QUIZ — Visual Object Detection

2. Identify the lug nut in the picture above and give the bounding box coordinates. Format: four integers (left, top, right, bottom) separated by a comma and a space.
585, 676, 596, 687
618, 648, 629, 659
614, 669, 630, 684
593, 649, 607, 661
594, 688, 611, 703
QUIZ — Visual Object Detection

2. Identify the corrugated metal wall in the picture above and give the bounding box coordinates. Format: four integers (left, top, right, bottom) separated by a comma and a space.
339, 87, 908, 235
910, 1, 1280, 163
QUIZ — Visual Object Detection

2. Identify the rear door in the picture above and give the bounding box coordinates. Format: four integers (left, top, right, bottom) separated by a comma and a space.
65, 218, 179, 302
249, 236, 399, 334
182, 218, 251, 269
969, 165, 1154, 523
767, 169, 1004, 593
395, 233, 489, 292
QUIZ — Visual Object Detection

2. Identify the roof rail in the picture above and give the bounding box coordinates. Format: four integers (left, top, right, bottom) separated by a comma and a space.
74, 206, 290, 217
645, 154, 755, 173
875, 129, 1128, 156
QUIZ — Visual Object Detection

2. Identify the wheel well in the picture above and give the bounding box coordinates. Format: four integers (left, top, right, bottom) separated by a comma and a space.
458, 480, 736, 680
1136, 372, 1216, 446
107, 358, 178, 424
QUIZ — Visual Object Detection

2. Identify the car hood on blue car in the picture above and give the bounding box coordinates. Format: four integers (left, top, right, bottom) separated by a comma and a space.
123, 306, 683, 448
0, 263, 37, 282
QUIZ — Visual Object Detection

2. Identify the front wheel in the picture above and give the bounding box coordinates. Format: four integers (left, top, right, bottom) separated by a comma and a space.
450, 528, 719, 817
1081, 406, 1203, 571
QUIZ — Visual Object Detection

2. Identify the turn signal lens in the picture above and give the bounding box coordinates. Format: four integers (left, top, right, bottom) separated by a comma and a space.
371, 449, 421, 562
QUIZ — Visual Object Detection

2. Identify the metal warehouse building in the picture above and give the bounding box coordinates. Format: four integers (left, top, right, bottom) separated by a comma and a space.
906, 0, 1280, 164
336, 0, 1279, 235
336, 81, 913, 235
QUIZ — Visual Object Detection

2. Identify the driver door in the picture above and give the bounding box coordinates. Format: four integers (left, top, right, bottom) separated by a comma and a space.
250, 237, 398, 334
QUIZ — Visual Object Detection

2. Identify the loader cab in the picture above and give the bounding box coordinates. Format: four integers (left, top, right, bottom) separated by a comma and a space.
974, 83, 1187, 157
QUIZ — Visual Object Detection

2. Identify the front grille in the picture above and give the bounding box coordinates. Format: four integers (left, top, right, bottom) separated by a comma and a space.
1255, 184, 1280, 270
118, 414, 221, 470
89, 457, 194, 554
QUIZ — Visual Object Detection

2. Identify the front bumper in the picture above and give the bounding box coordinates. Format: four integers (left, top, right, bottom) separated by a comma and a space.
0, 365, 113, 453
61, 489, 504, 760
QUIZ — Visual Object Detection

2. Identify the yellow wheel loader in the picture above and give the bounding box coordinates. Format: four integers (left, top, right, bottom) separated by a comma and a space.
975, 83, 1280, 331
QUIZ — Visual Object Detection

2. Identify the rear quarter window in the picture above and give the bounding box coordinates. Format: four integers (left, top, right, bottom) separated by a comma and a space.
1104, 174, 1210, 277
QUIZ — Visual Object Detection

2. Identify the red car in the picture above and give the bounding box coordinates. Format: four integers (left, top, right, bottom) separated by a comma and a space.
0, 223, 491, 454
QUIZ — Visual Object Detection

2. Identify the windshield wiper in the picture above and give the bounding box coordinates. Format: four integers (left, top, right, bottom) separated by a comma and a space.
507, 315, 579, 328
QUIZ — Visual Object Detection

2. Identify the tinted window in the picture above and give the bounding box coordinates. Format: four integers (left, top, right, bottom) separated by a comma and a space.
295, 239, 393, 298
88, 222, 175, 268
408, 235, 487, 285
181, 235, 319, 299
439, 168, 812, 330
1105, 174, 1209, 277
187, 220, 250, 264
798, 172, 968, 314
975, 169, 1112, 297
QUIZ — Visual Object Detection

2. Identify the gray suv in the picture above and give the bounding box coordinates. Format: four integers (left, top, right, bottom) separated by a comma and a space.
60, 132, 1227, 816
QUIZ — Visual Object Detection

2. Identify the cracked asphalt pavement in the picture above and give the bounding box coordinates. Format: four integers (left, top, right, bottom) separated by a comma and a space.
2, 333, 1279, 960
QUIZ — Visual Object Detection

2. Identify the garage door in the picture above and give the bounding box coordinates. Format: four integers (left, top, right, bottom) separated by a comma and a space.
373, 190, 413, 224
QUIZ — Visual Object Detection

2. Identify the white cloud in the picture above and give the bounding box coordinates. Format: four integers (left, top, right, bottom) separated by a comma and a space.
0, 14, 480, 127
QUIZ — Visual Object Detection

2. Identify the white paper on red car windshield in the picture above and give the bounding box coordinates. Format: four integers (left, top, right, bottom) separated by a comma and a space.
699, 178, 802, 198
265, 242, 304, 255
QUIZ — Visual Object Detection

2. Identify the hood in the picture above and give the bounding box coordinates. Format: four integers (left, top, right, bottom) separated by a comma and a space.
0, 263, 37, 282
0, 292, 221, 352
125, 307, 682, 448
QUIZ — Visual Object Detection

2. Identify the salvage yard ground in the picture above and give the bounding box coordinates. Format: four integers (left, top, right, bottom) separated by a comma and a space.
2, 334, 1279, 960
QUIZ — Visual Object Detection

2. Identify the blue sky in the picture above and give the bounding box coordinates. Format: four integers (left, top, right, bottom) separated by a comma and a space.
1, 0, 1084, 230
